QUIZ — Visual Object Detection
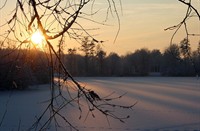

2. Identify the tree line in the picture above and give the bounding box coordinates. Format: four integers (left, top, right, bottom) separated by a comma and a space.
0, 48, 50, 90
0, 38, 200, 90
64, 38, 200, 77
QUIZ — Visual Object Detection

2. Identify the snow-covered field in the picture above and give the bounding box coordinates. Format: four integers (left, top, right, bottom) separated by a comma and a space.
0, 77, 200, 131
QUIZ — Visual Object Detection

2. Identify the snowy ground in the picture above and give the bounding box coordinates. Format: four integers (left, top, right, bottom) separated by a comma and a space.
0, 77, 200, 131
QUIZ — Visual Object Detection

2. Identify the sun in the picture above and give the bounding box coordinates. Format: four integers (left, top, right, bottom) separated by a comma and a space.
31, 30, 45, 48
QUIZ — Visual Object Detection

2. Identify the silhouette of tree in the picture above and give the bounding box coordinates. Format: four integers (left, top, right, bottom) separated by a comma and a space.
192, 42, 200, 76
132, 48, 150, 76
79, 37, 96, 75
106, 52, 121, 76
95, 44, 106, 76
179, 38, 191, 58
149, 49, 162, 74
66, 48, 78, 76
162, 44, 182, 76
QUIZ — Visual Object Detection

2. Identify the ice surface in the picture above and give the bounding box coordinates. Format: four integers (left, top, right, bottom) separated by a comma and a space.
0, 77, 200, 131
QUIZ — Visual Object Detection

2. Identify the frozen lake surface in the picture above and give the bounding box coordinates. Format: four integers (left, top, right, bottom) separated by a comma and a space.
0, 77, 200, 131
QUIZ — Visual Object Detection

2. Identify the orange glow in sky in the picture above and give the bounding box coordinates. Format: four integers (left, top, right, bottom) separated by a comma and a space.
31, 31, 44, 44
31, 30, 45, 49
0, 0, 199, 55
62, 0, 200, 55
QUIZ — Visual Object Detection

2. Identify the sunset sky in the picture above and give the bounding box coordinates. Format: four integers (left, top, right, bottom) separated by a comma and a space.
0, 0, 199, 55
97, 0, 200, 55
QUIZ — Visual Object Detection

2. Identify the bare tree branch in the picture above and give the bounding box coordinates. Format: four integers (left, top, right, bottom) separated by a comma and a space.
165, 0, 200, 45
0, 0, 134, 130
